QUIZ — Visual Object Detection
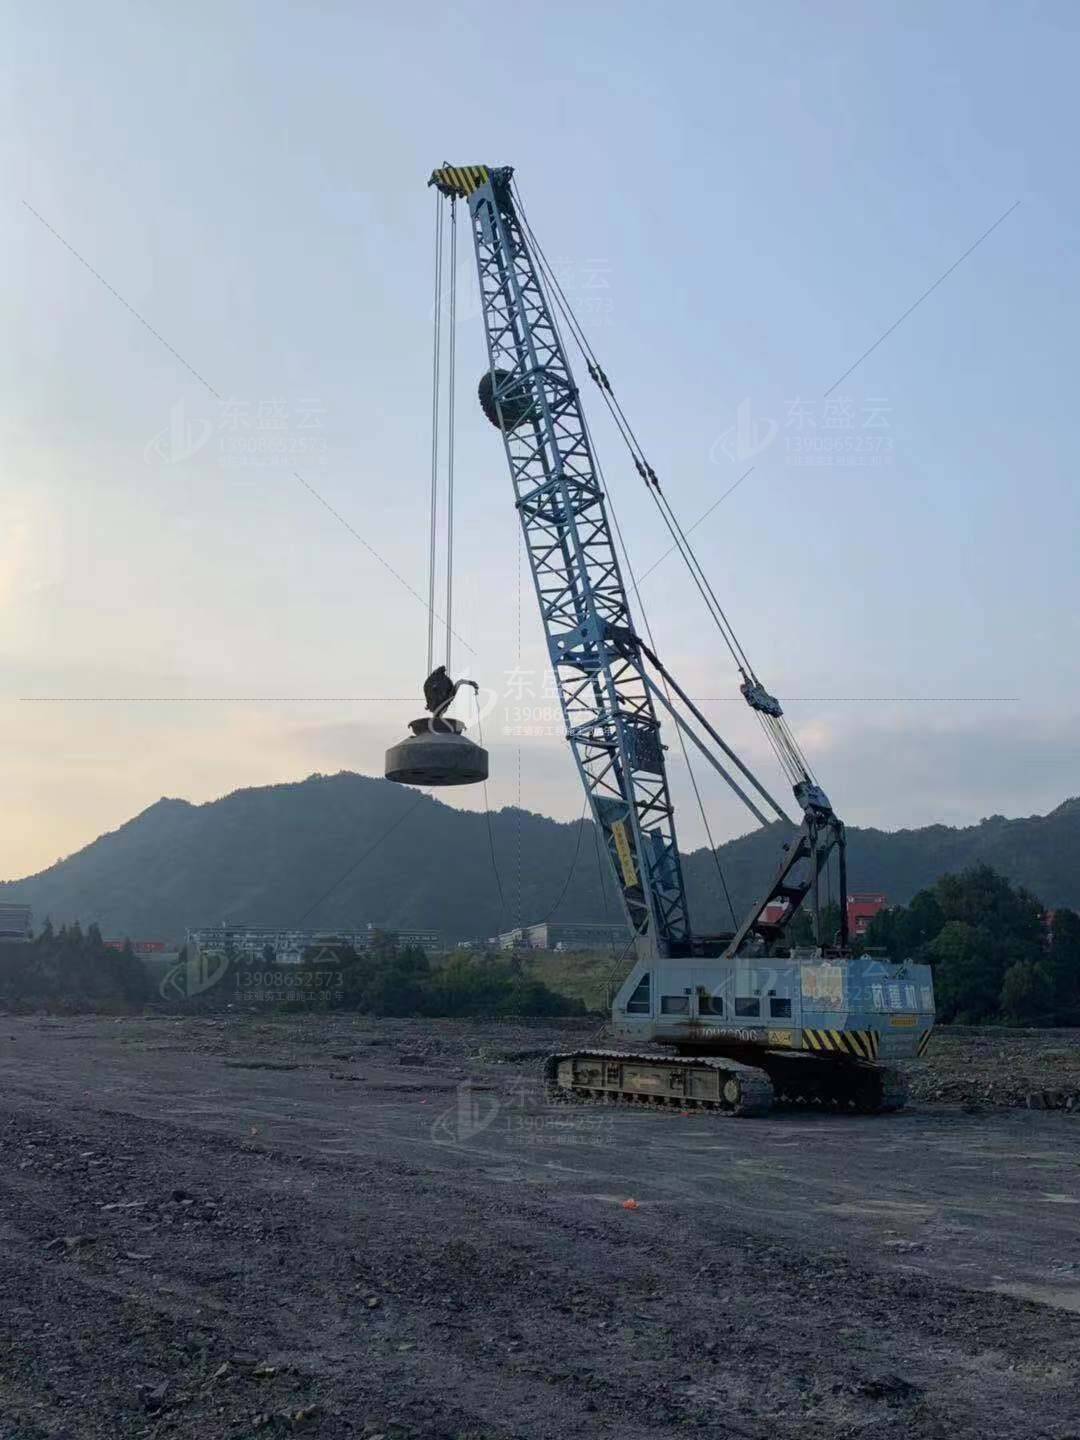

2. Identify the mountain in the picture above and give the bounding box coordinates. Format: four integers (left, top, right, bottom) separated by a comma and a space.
3, 773, 1080, 941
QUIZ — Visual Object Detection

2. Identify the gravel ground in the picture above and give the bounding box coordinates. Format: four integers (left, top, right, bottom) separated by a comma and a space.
0, 1014, 1078, 1440
908, 1025, 1080, 1109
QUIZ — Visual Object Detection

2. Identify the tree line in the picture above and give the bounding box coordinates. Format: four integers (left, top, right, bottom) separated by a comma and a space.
5, 865, 1080, 1025
859, 864, 1080, 1025
233, 931, 585, 1019
0, 921, 148, 1011
0, 921, 584, 1018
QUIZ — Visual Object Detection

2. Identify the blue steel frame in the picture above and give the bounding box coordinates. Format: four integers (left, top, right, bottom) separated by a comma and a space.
456, 168, 689, 954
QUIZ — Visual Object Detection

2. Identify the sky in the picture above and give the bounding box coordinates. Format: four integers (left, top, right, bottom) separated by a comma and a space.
2, 0, 1078, 882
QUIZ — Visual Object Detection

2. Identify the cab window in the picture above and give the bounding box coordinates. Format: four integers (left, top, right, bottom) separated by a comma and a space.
626, 973, 651, 1014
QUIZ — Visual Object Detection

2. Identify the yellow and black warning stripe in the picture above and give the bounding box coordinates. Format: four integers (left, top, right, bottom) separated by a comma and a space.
802, 1027, 879, 1060
428, 165, 490, 199
916, 1027, 934, 1057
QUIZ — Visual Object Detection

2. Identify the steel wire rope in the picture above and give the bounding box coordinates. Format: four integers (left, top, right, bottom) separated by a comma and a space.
512, 181, 816, 791
512, 199, 744, 925
426, 194, 444, 674
511, 184, 752, 674
472, 691, 509, 928
605, 484, 739, 930
521, 236, 742, 924
297, 796, 427, 925
516, 198, 766, 690
445, 198, 458, 670
530, 796, 590, 927
526, 233, 741, 929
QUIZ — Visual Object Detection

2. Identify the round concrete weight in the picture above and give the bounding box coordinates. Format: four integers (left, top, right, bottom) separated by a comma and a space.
385, 717, 489, 787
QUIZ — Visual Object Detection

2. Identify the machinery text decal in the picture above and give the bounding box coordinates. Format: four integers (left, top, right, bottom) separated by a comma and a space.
611, 820, 639, 889
802, 963, 844, 1005
698, 1026, 766, 1044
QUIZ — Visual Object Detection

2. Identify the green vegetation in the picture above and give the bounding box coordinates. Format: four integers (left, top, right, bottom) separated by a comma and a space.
0, 921, 148, 1012
521, 947, 633, 1013
864, 864, 1080, 1025
237, 933, 586, 1019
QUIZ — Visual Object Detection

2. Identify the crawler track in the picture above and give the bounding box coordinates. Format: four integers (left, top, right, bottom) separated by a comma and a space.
761, 1052, 908, 1113
544, 1048, 775, 1117
545, 1048, 908, 1117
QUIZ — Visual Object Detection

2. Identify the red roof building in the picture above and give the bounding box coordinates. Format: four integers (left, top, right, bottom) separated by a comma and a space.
846, 893, 888, 937
759, 893, 888, 939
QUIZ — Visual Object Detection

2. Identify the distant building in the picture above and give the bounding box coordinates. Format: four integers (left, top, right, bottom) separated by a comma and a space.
185, 924, 365, 965
184, 922, 442, 964
367, 924, 442, 951
759, 893, 888, 940
847, 893, 888, 937
492, 921, 631, 952
104, 939, 170, 955
0, 903, 32, 944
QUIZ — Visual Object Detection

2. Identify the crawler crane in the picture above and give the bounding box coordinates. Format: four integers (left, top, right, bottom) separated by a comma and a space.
411, 165, 934, 1115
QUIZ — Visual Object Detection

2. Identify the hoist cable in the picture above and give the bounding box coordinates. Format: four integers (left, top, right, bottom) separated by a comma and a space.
426, 194, 444, 676
542, 273, 753, 677
513, 180, 816, 789
473, 693, 508, 925
533, 796, 590, 925
507, 184, 744, 918
512, 186, 753, 679
445, 198, 458, 671
572, 360, 740, 926
606, 484, 739, 928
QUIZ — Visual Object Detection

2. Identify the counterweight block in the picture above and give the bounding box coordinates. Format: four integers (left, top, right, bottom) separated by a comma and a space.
384, 716, 489, 787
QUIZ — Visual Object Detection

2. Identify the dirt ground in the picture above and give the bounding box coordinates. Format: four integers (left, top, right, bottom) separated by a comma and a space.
1, 1014, 1078, 1440
908, 1025, 1080, 1108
